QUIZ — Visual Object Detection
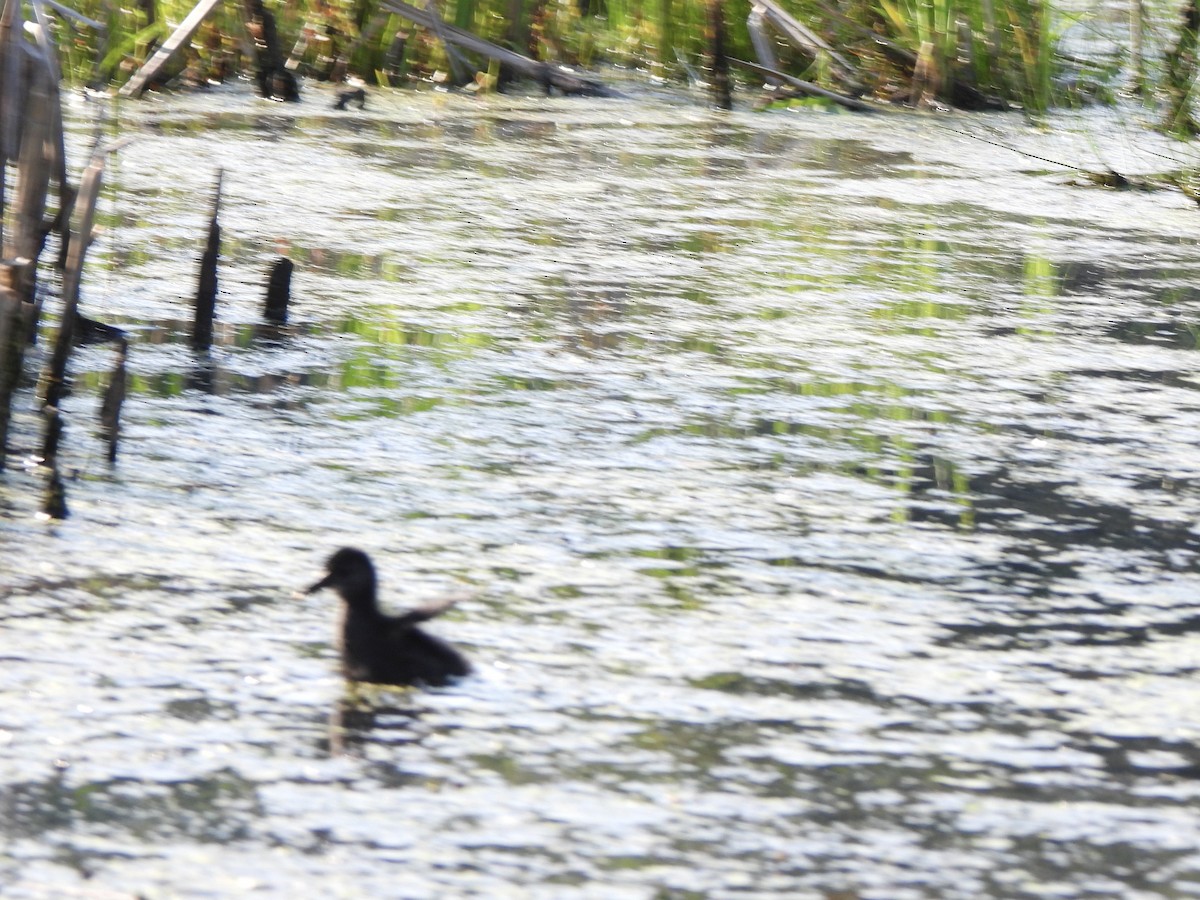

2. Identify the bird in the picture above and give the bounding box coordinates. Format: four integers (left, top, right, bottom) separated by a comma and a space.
306, 548, 471, 687
334, 87, 366, 110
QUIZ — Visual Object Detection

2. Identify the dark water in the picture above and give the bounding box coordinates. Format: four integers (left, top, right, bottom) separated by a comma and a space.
2, 83, 1200, 897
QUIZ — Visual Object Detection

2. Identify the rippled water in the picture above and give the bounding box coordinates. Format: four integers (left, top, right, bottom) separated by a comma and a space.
3, 81, 1200, 897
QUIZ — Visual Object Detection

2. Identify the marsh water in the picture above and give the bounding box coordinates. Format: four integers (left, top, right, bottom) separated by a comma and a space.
2, 81, 1200, 897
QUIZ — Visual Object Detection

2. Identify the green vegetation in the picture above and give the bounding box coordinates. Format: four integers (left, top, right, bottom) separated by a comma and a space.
31, 0, 1200, 148
44, 0, 1076, 111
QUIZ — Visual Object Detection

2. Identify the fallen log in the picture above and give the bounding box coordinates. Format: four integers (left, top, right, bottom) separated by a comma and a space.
379, 0, 624, 97
729, 57, 877, 112
118, 0, 224, 98
751, 0, 861, 90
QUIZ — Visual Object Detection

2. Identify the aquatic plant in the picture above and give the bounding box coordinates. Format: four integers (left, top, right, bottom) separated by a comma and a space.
48, 0, 1072, 109
1163, 0, 1200, 135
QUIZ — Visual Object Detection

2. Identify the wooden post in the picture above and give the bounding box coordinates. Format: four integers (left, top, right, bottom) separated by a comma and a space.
0, 0, 26, 252
1165, 0, 1200, 134
136, 0, 159, 54
98, 340, 127, 463
502, 0, 529, 87
11, 7, 71, 339
384, 30, 409, 82
242, 0, 299, 100
707, 0, 732, 110
43, 464, 67, 519
263, 256, 292, 325
192, 169, 222, 352
912, 40, 940, 107
1130, 0, 1146, 94
40, 157, 104, 466
0, 262, 24, 470
11, 53, 53, 310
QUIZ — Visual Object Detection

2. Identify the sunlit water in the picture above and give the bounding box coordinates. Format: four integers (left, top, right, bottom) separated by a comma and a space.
3, 80, 1200, 898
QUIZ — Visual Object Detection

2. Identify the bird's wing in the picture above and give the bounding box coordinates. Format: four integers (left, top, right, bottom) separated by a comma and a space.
394, 592, 473, 626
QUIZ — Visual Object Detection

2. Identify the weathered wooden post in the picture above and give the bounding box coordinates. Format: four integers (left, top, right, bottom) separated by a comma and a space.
0, 0, 24, 251
384, 30, 409, 83
40, 158, 104, 468
0, 263, 23, 470
242, 0, 300, 100
136, 0, 159, 54
0, 0, 77, 472
36, 155, 104, 518
192, 169, 222, 352
43, 465, 67, 519
263, 257, 293, 325
12, 33, 68, 340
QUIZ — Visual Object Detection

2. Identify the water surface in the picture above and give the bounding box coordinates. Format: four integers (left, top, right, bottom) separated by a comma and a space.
2, 82, 1200, 898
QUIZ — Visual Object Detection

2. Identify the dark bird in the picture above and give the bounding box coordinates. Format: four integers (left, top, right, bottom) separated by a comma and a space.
307, 548, 471, 686
334, 88, 366, 111
74, 312, 127, 346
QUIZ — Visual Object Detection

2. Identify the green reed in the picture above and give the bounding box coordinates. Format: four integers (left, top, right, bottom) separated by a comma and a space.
51, 0, 1066, 109
867, 0, 1056, 110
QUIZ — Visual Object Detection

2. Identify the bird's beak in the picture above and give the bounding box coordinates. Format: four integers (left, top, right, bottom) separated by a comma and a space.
306, 572, 335, 594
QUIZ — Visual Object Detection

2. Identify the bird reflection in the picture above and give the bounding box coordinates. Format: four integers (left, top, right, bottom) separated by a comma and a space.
326, 689, 422, 757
